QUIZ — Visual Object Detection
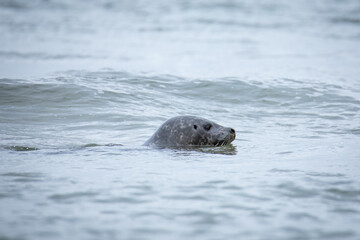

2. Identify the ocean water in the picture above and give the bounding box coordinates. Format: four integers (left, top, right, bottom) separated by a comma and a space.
1, 0, 360, 239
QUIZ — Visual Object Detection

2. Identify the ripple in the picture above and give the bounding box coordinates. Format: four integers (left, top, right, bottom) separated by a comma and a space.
275, 181, 319, 198
162, 194, 208, 201
130, 227, 169, 235
0, 192, 22, 199
305, 177, 353, 186
1, 172, 44, 182
0, 51, 99, 60
204, 180, 227, 185
270, 168, 300, 173
287, 212, 320, 221
48, 192, 98, 203
331, 208, 359, 215
220, 204, 257, 212
317, 230, 355, 239
132, 211, 166, 218
1, 172, 43, 178
81, 143, 124, 148
276, 151, 293, 155
306, 172, 346, 178
323, 188, 360, 202
332, 17, 360, 25
94, 196, 149, 204
86, 228, 118, 239
232, 192, 271, 201
221, 185, 243, 191
177, 210, 232, 225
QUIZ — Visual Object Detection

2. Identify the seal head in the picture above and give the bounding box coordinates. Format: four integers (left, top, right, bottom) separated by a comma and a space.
143, 116, 236, 147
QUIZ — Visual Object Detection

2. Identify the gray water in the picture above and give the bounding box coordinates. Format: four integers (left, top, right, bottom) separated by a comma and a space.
1, 0, 360, 239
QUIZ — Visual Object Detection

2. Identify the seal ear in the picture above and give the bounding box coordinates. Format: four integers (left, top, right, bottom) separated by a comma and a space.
193, 124, 198, 130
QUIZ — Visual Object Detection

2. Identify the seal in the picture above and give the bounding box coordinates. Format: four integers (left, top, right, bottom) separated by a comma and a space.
143, 116, 236, 147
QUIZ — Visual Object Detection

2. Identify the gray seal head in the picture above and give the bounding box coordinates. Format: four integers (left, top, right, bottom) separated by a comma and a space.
143, 116, 236, 147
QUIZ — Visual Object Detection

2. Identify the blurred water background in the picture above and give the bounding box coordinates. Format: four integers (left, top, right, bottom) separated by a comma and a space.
1, 0, 360, 239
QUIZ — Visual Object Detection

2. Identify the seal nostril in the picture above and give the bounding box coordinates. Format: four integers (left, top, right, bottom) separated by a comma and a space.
230, 128, 235, 134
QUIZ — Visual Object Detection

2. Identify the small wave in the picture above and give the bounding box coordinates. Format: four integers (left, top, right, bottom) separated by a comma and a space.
3, 145, 39, 151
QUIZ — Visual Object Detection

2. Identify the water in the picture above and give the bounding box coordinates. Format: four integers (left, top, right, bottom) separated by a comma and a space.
1, 0, 360, 239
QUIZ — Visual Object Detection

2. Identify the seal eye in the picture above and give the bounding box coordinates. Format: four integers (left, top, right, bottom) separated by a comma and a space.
203, 124, 212, 131
193, 125, 198, 130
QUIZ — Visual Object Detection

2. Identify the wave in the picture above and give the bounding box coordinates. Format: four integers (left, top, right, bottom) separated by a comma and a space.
0, 71, 359, 149
1, 71, 358, 117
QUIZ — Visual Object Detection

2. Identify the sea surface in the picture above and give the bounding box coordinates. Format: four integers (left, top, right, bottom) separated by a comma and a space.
1, 0, 360, 239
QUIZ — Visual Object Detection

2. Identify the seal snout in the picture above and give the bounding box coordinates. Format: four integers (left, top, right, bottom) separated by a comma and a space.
227, 127, 236, 144
227, 128, 236, 137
